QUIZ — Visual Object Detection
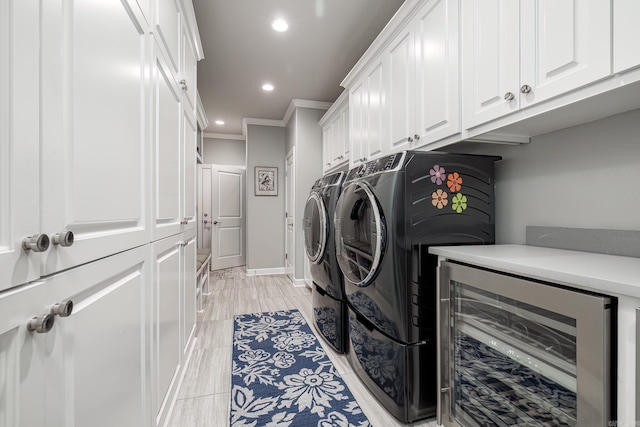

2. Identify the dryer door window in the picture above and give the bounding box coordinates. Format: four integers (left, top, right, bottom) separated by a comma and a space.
335, 182, 385, 286
303, 192, 328, 264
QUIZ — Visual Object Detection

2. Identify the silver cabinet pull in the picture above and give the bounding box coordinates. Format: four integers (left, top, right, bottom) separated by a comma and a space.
504, 91, 515, 101
22, 234, 50, 252
52, 230, 74, 247
414, 134, 420, 140
213, 221, 221, 225
520, 84, 532, 94
51, 300, 74, 317
27, 314, 55, 333
407, 136, 414, 143
179, 79, 188, 91
180, 219, 188, 225
181, 241, 188, 247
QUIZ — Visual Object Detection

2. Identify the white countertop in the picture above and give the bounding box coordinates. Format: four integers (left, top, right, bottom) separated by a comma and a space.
429, 244, 640, 299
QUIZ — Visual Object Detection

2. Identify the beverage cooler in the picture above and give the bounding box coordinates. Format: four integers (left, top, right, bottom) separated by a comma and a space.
437, 261, 614, 427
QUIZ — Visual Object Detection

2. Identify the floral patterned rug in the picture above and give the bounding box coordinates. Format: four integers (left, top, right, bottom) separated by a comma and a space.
231, 310, 371, 427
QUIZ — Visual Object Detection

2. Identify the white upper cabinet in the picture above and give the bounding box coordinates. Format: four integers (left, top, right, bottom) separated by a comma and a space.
613, 0, 640, 73
462, 0, 611, 129
349, 59, 385, 167
319, 91, 349, 173
181, 27, 198, 113
156, 0, 181, 73
152, 44, 183, 240
182, 107, 197, 228
40, 0, 150, 277
0, 0, 42, 291
386, 0, 460, 151
414, 0, 460, 144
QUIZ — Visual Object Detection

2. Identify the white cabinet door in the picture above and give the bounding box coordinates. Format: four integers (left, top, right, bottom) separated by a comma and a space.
463, 0, 610, 129
181, 230, 196, 356
386, 25, 415, 152
153, 45, 183, 241
40, 0, 149, 276
462, 0, 520, 128
0, 0, 42, 291
156, 0, 181, 73
365, 61, 385, 161
152, 234, 183, 425
322, 127, 331, 173
415, 0, 460, 144
181, 27, 198, 113
339, 106, 350, 161
519, 0, 610, 107
350, 81, 367, 166
613, 0, 640, 73
182, 108, 197, 229
54, 246, 149, 427
0, 245, 149, 427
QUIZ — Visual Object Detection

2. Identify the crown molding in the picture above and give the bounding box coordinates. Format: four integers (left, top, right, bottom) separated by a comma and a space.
203, 133, 246, 141
283, 99, 333, 126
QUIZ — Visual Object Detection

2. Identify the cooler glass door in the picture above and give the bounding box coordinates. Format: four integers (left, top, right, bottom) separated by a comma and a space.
438, 261, 611, 427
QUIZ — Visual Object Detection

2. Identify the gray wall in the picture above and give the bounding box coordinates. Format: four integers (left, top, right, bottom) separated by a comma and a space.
246, 124, 286, 270
203, 137, 246, 165
286, 108, 325, 280
450, 108, 640, 243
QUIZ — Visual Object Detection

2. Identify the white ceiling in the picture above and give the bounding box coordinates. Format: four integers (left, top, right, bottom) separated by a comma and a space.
192, 0, 405, 135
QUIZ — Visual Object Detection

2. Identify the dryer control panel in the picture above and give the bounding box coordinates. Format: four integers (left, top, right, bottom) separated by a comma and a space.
346, 152, 406, 182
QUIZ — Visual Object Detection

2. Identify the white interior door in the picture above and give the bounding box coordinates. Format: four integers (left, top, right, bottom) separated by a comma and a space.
197, 165, 212, 249
285, 149, 295, 280
211, 166, 245, 270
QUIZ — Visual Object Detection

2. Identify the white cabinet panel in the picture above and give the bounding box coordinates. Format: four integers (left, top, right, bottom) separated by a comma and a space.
0, 0, 42, 291
156, 0, 181, 73
366, 62, 384, 161
40, 0, 149, 276
415, 0, 460, 143
320, 91, 349, 172
350, 82, 367, 166
153, 46, 183, 240
0, 245, 149, 427
613, 0, 640, 73
181, 28, 198, 113
462, 0, 520, 128
182, 231, 196, 355
520, 0, 610, 106
182, 108, 197, 228
387, 27, 415, 151
462, 0, 610, 129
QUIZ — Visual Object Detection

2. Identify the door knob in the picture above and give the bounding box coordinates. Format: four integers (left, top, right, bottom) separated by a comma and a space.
50, 300, 74, 317
27, 314, 55, 333
504, 92, 515, 101
22, 234, 50, 252
520, 84, 532, 94
52, 230, 74, 247
213, 221, 221, 225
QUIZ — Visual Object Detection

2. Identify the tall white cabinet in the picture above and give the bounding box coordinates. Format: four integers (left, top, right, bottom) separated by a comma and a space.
0, 0, 203, 425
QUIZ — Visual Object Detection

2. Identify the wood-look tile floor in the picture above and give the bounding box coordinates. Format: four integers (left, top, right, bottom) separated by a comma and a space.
168, 267, 438, 427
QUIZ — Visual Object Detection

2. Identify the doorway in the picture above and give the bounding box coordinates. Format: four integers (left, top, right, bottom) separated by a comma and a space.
198, 165, 246, 270
284, 148, 295, 281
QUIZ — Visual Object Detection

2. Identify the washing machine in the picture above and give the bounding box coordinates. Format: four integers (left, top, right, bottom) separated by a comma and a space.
303, 171, 347, 353
334, 151, 500, 422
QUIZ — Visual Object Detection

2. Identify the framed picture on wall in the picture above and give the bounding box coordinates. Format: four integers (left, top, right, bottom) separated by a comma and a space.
255, 166, 278, 196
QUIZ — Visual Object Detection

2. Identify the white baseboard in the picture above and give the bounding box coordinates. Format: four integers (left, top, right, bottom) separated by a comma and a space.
293, 278, 312, 288
246, 267, 286, 276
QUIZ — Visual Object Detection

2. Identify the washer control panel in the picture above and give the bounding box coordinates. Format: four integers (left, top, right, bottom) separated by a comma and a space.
345, 152, 406, 182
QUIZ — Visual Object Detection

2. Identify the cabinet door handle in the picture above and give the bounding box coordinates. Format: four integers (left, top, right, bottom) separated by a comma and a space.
213, 221, 221, 225
27, 314, 55, 333
179, 79, 188, 91
52, 230, 74, 247
51, 300, 74, 317
22, 234, 50, 252
180, 219, 189, 225
407, 136, 413, 143
504, 92, 515, 101
414, 134, 420, 140
520, 84, 532, 94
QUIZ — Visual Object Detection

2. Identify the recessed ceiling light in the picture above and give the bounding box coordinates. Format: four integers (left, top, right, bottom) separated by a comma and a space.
262, 83, 274, 92
271, 19, 289, 32
214, 120, 224, 125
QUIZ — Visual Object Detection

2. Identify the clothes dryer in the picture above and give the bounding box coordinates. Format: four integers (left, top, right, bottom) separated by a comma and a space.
303, 171, 347, 353
334, 151, 500, 422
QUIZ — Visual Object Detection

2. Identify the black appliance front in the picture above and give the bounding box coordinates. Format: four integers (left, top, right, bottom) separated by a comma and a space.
303, 171, 347, 353
334, 151, 500, 422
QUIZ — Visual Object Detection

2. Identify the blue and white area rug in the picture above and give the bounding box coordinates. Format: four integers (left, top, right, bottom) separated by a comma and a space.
231, 309, 372, 427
